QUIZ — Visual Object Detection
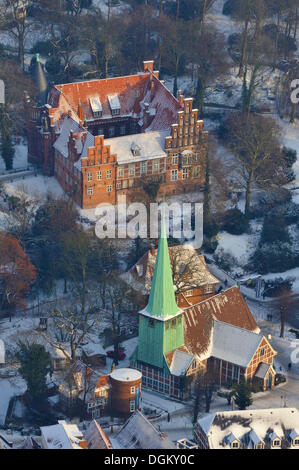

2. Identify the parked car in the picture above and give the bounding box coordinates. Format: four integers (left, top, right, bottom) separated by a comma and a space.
106, 350, 126, 360
275, 373, 287, 386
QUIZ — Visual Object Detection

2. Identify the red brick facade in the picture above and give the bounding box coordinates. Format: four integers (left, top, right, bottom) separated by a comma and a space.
25, 61, 208, 209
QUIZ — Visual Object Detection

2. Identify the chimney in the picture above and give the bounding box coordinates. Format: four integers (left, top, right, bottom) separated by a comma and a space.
178, 90, 184, 108
143, 60, 154, 73
78, 99, 84, 124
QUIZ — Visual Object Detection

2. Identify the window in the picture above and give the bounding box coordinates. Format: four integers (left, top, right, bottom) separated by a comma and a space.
116, 182, 122, 190
107, 185, 113, 192
129, 179, 134, 188
129, 164, 135, 176
108, 127, 115, 137
87, 187, 93, 195
232, 442, 239, 449
120, 125, 126, 135
233, 365, 239, 381
171, 169, 178, 181
260, 348, 265, 357
96, 171, 102, 180
182, 168, 188, 179
130, 401, 135, 412
204, 285, 213, 294
98, 128, 104, 136
193, 166, 200, 178
172, 155, 178, 165
141, 162, 147, 174
294, 439, 299, 446
123, 180, 128, 189
255, 443, 264, 449
185, 290, 193, 297
149, 319, 155, 328
130, 386, 135, 394
112, 108, 120, 116
118, 167, 124, 177
273, 440, 280, 447
106, 170, 112, 179
153, 161, 159, 172
87, 172, 93, 182
192, 360, 197, 370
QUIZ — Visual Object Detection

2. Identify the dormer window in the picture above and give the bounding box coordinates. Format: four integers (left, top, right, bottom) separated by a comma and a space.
131, 142, 141, 157
108, 94, 121, 115
231, 441, 239, 449
255, 443, 264, 449
89, 97, 102, 118
272, 439, 280, 447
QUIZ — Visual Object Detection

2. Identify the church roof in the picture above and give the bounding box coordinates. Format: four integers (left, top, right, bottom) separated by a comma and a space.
142, 221, 181, 320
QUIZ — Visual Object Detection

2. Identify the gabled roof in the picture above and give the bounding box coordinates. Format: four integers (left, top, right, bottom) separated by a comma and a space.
128, 245, 219, 294
245, 429, 264, 448
40, 421, 84, 449
197, 408, 299, 449
84, 420, 112, 449
211, 321, 262, 368
111, 410, 175, 449
53, 115, 87, 158
47, 72, 179, 131
254, 362, 272, 379
167, 349, 194, 376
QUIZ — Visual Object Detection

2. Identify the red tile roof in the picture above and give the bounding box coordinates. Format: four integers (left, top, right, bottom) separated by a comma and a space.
181, 287, 259, 360
47, 72, 179, 132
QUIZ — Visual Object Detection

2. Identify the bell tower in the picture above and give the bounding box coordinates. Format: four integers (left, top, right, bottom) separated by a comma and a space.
135, 221, 185, 370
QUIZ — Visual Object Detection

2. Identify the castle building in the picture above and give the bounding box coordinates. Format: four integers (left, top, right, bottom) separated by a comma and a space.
24, 60, 208, 208
130, 223, 277, 399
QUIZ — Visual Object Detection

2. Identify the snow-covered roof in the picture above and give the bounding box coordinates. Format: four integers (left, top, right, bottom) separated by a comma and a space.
89, 96, 102, 113
169, 349, 194, 376
197, 408, 299, 449
107, 93, 121, 111
110, 368, 141, 382
81, 341, 106, 357
40, 420, 84, 450
111, 410, 175, 449
128, 245, 219, 294
254, 362, 272, 379
84, 420, 112, 449
211, 321, 262, 368
105, 130, 168, 164
245, 429, 264, 448
53, 116, 85, 158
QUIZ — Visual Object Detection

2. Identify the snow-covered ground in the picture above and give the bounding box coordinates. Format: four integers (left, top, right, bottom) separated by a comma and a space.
3, 175, 65, 200
0, 143, 29, 174
0, 377, 26, 426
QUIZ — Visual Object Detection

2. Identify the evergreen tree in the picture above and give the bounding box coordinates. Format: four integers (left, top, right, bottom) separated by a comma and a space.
0, 104, 14, 171
233, 380, 253, 410
17, 342, 52, 402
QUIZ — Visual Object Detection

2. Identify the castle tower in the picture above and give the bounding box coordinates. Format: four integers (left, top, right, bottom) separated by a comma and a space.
135, 221, 185, 370
34, 54, 48, 106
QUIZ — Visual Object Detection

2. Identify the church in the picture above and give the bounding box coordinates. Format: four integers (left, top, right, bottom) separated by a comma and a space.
24, 58, 208, 208
130, 224, 277, 399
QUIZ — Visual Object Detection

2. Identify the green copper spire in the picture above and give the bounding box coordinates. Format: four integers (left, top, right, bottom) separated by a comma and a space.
146, 219, 180, 319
